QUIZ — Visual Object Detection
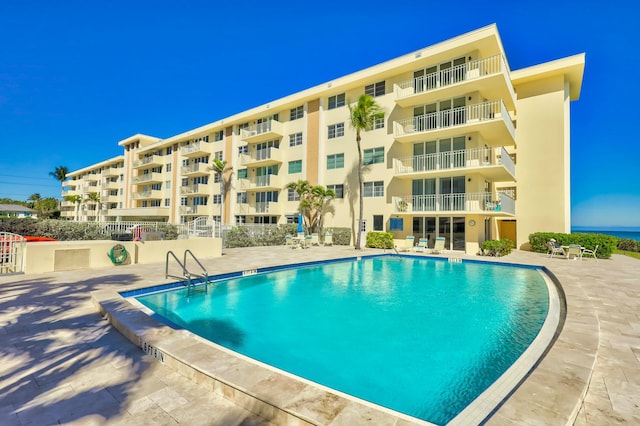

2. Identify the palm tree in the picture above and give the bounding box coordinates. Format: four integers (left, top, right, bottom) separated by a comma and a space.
348, 94, 383, 249
208, 158, 232, 225
27, 193, 41, 210
285, 180, 335, 235
49, 166, 68, 183
64, 194, 82, 221
86, 192, 101, 221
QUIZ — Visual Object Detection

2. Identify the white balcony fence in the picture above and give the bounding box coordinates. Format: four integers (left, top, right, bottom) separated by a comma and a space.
132, 155, 161, 168
393, 191, 515, 214
180, 141, 208, 155
240, 120, 282, 140
0, 232, 26, 274
394, 55, 505, 99
393, 146, 515, 178
394, 100, 509, 137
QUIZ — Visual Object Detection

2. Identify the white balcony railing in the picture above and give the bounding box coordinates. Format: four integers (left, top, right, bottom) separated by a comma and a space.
180, 163, 209, 175
240, 147, 282, 165
132, 173, 162, 184
132, 155, 162, 168
392, 192, 515, 215
393, 146, 515, 178
180, 141, 209, 156
394, 100, 511, 138
180, 183, 211, 195
394, 55, 506, 99
240, 120, 283, 141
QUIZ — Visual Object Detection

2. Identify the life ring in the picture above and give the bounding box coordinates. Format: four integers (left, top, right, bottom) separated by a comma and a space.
109, 244, 128, 265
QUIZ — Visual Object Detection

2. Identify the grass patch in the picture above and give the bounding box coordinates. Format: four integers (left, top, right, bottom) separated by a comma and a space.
613, 249, 640, 260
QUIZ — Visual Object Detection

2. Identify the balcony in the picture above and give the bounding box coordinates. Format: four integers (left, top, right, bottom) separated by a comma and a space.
180, 205, 210, 215
103, 167, 121, 177
132, 190, 163, 200
392, 192, 515, 216
240, 120, 284, 143
236, 201, 281, 215
180, 163, 210, 176
85, 174, 100, 182
62, 179, 80, 188
180, 140, 211, 157
394, 55, 516, 110
108, 207, 170, 218
132, 173, 163, 184
393, 100, 515, 146
132, 155, 163, 169
237, 174, 282, 191
100, 194, 120, 203
102, 180, 120, 190
239, 147, 283, 167
393, 146, 515, 181
180, 183, 211, 196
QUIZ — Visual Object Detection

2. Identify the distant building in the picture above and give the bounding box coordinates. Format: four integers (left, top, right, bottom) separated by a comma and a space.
0, 204, 36, 218
61, 24, 585, 253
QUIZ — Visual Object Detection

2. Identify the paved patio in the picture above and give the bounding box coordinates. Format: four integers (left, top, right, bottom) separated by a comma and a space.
0, 246, 638, 425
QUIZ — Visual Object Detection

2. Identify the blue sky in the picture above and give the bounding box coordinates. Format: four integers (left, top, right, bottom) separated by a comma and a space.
1, 1, 638, 227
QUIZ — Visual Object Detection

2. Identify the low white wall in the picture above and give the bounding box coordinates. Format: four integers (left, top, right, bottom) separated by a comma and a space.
22, 238, 222, 274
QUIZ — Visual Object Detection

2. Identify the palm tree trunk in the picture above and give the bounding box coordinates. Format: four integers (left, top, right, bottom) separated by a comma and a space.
356, 132, 364, 250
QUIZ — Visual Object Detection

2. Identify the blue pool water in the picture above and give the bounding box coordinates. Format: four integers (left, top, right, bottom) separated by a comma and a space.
136, 257, 549, 425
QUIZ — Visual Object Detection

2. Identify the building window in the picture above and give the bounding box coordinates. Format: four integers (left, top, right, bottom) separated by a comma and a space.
238, 145, 248, 155
166, 146, 172, 155
373, 215, 384, 231
363, 181, 384, 197
166, 163, 172, 172
141, 201, 148, 207
327, 153, 344, 170
213, 173, 221, 183
193, 175, 208, 184
290, 105, 304, 121
328, 123, 344, 139
237, 192, 247, 203
236, 215, 246, 225
151, 183, 162, 190
214, 151, 223, 161
213, 194, 222, 204
327, 184, 344, 199
288, 160, 302, 174
390, 217, 403, 231
214, 130, 224, 141
193, 196, 208, 206
288, 189, 300, 201
237, 169, 248, 179
150, 200, 161, 207
328, 93, 345, 109
289, 132, 303, 147
164, 198, 170, 207
365, 81, 385, 97
237, 122, 249, 135
363, 147, 384, 165
373, 114, 385, 130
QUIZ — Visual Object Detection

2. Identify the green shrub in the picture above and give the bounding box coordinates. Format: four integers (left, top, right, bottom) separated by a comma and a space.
225, 226, 253, 248
617, 238, 640, 252
325, 227, 350, 245
529, 232, 617, 259
366, 232, 394, 249
481, 239, 515, 257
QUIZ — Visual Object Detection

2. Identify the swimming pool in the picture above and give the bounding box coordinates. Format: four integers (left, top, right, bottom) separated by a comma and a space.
135, 256, 551, 425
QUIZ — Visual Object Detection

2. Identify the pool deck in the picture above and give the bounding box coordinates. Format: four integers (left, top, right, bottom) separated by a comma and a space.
0, 246, 638, 425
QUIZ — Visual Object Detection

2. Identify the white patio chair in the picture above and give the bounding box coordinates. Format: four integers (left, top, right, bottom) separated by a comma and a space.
581, 244, 598, 261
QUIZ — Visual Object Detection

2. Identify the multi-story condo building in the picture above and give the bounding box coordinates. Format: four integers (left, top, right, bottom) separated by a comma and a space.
61, 24, 584, 254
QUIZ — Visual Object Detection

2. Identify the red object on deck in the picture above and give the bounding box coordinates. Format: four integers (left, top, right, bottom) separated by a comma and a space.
24, 236, 58, 242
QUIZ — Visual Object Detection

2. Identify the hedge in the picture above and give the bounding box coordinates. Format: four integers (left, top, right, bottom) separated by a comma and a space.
481, 239, 515, 257
224, 225, 351, 248
529, 232, 617, 259
365, 232, 394, 249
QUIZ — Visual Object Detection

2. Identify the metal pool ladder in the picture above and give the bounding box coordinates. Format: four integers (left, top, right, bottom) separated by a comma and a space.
165, 249, 209, 293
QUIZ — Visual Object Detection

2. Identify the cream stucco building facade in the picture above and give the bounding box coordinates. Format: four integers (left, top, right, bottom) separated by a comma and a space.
61, 24, 584, 253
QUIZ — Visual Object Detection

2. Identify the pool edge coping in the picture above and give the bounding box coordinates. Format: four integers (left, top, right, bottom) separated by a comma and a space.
91, 253, 596, 425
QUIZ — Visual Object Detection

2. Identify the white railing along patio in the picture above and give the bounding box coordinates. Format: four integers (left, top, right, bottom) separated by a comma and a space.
392, 192, 515, 214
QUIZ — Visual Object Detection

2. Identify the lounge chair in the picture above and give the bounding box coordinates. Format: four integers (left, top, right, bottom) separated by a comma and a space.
566, 244, 583, 260
310, 233, 320, 246
413, 238, 428, 253
285, 235, 297, 249
395, 236, 414, 252
430, 237, 446, 254
303, 235, 313, 248
547, 241, 565, 258
324, 233, 333, 246
581, 244, 598, 261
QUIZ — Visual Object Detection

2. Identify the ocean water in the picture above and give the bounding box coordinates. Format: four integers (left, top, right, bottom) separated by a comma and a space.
572, 227, 640, 242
